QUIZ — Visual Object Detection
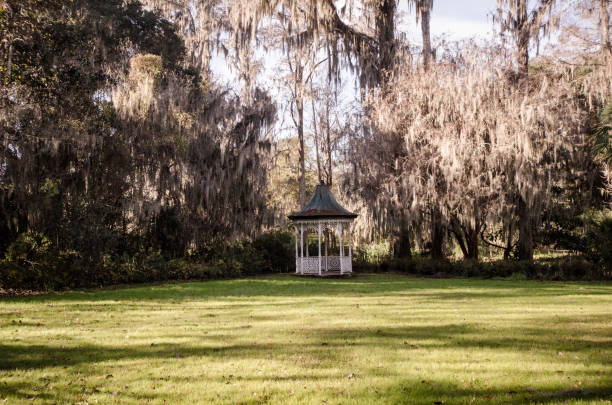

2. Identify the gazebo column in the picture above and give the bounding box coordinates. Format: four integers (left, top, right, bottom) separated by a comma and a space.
348, 223, 352, 273
318, 222, 322, 275
339, 223, 343, 274
300, 224, 304, 275
294, 226, 299, 274
324, 228, 328, 271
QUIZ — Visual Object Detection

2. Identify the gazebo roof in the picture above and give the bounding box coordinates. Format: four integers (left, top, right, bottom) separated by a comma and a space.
288, 181, 358, 220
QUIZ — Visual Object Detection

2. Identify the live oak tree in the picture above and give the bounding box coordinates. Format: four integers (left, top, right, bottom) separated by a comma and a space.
0, 0, 182, 253
494, 0, 559, 260
362, 35, 611, 261
0, 0, 276, 257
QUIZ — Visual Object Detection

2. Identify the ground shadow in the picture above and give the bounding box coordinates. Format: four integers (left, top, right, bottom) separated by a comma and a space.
1, 274, 610, 303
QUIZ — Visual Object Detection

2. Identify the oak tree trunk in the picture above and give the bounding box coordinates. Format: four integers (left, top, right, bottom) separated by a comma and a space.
296, 66, 306, 207
516, 0, 530, 77
466, 227, 479, 260
376, 0, 396, 81
517, 197, 534, 260
325, 95, 333, 186
430, 208, 445, 259
421, 6, 433, 69
312, 93, 322, 183
394, 210, 412, 258
602, 0, 611, 58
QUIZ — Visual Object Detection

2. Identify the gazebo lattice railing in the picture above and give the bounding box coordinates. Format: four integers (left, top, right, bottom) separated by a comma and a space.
288, 182, 357, 277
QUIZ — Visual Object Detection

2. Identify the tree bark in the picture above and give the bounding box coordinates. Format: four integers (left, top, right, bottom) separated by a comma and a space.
420, 3, 433, 69
430, 208, 445, 259
517, 197, 534, 260
450, 218, 468, 258
296, 66, 306, 207
325, 95, 333, 186
376, 0, 397, 81
602, 0, 611, 58
394, 210, 412, 258
311, 88, 322, 183
451, 217, 480, 260
516, 0, 530, 77
465, 226, 479, 260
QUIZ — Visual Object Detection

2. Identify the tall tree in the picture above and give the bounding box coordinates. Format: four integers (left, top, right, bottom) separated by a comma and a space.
143, 0, 435, 252
495, 0, 556, 76
363, 41, 611, 261
495, 0, 558, 260
0, 0, 277, 257
602, 0, 611, 57
413, 0, 434, 68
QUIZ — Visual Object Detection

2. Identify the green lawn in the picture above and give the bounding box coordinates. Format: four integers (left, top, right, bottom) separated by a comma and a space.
0, 274, 611, 404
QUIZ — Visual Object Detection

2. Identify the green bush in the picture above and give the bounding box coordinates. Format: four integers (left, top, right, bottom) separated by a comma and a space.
582, 212, 612, 269
0, 229, 294, 292
354, 240, 392, 267
353, 255, 608, 281
1, 232, 56, 289
251, 230, 293, 273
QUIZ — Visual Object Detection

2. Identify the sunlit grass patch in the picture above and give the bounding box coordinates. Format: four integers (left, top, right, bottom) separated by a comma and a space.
0, 274, 611, 404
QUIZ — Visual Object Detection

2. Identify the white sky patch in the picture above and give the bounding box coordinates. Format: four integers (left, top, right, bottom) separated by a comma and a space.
431, 15, 494, 40
398, 0, 497, 42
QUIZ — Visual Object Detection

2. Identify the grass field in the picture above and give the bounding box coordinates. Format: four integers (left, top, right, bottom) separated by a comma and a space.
0, 274, 611, 404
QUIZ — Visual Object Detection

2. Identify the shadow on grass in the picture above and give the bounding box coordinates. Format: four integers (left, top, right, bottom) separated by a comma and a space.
0, 341, 345, 371
309, 321, 612, 354
2, 318, 610, 371
1, 312, 611, 404
1, 338, 610, 404
1, 274, 610, 303
374, 378, 612, 405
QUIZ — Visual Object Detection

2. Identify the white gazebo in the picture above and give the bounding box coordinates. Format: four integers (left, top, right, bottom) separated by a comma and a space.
288, 181, 358, 276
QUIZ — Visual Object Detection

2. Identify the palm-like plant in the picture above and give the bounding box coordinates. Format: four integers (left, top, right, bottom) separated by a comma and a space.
595, 98, 612, 201
595, 98, 612, 165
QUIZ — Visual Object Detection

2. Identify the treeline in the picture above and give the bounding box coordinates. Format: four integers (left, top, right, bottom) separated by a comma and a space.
1, 0, 612, 291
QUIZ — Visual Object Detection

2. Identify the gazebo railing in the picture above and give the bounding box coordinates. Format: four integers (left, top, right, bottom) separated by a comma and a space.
326, 256, 341, 270
341, 256, 352, 273
298, 257, 320, 274
296, 256, 352, 274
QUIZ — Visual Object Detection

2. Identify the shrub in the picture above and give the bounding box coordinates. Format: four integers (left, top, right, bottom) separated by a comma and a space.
582, 212, 612, 269
1, 232, 55, 289
0, 228, 295, 292
353, 255, 609, 281
251, 230, 293, 273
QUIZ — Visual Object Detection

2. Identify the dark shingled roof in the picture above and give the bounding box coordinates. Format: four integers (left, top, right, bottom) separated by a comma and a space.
288, 181, 358, 220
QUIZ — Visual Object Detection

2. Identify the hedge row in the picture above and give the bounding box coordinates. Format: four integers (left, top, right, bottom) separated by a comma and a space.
0, 231, 293, 291
354, 256, 611, 281
2, 231, 610, 293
